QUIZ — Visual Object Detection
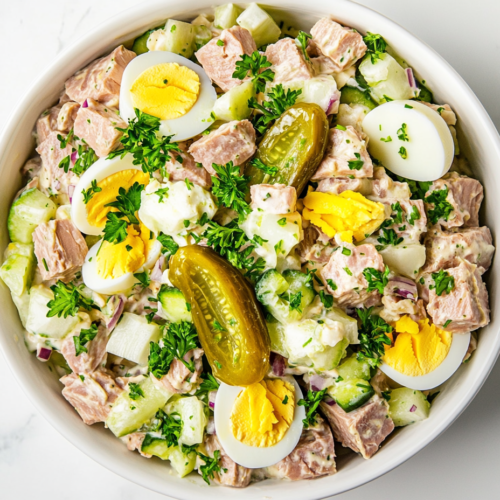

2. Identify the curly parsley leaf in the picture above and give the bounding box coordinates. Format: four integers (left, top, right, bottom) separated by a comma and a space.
425, 187, 454, 224
249, 158, 279, 176
357, 307, 392, 367
376, 228, 403, 249
197, 449, 226, 485
128, 382, 145, 400
153, 409, 183, 448
82, 179, 102, 204
363, 265, 390, 294
102, 212, 129, 245
363, 32, 388, 63
195, 372, 220, 401
430, 270, 455, 296
407, 205, 421, 225
133, 271, 151, 288
232, 51, 274, 93
73, 324, 98, 356
157, 232, 179, 258
319, 289, 333, 308
47, 281, 96, 318
104, 181, 144, 225
296, 31, 312, 61
298, 388, 327, 428
347, 152, 364, 171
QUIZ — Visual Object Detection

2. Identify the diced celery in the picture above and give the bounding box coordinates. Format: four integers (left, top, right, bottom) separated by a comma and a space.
213, 81, 255, 121
237, 3, 281, 48
106, 312, 162, 366
107, 376, 173, 437
214, 3, 243, 29
165, 396, 207, 446
388, 388, 430, 427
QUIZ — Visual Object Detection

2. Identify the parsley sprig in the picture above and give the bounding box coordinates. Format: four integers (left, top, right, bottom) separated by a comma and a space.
363, 265, 390, 294
197, 450, 226, 485
425, 187, 454, 225
296, 31, 312, 61
108, 109, 182, 177
57, 131, 98, 177
128, 382, 145, 401
157, 233, 179, 258
249, 84, 302, 134
357, 307, 392, 367
430, 270, 455, 296
73, 324, 98, 356
153, 409, 183, 447
347, 152, 364, 171
82, 179, 102, 204
363, 32, 388, 63
298, 388, 327, 428
195, 372, 220, 401
232, 51, 275, 93
376, 228, 403, 249
47, 281, 96, 318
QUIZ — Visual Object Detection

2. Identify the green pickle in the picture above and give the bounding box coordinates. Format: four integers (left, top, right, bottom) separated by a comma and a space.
245, 103, 329, 196
169, 245, 270, 386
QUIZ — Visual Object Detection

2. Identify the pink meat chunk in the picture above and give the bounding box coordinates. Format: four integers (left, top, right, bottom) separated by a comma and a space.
61, 324, 109, 374
123, 432, 152, 458
166, 151, 212, 189
188, 120, 256, 175
421, 102, 457, 126
311, 55, 339, 76
60, 369, 124, 425
166, 348, 204, 393
321, 241, 384, 307
423, 226, 495, 275
195, 27, 257, 92
265, 38, 313, 84
250, 184, 297, 214
426, 259, 490, 333
266, 415, 336, 480
36, 130, 74, 185
202, 434, 252, 487
320, 395, 394, 459
312, 126, 373, 180
310, 18, 367, 72
377, 199, 427, 244
57, 101, 81, 132
36, 105, 63, 144
317, 176, 373, 196
33, 219, 88, 282
425, 172, 483, 228
64, 45, 136, 106
368, 167, 411, 202
298, 226, 335, 264
73, 98, 126, 157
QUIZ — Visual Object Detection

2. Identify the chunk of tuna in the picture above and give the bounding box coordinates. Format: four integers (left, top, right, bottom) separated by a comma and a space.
317, 176, 373, 196
298, 226, 335, 264
60, 369, 124, 425
368, 167, 411, 203
166, 348, 204, 393
380, 294, 421, 323
33, 219, 88, 282
36, 105, 63, 144
201, 434, 252, 487
265, 415, 336, 480
321, 241, 384, 307
337, 103, 370, 135
57, 101, 81, 133
320, 395, 394, 459
377, 200, 427, 244
310, 18, 367, 72
195, 27, 257, 92
61, 324, 109, 374
21, 156, 42, 180
425, 172, 483, 228
422, 226, 495, 275
421, 102, 457, 126
312, 126, 373, 180
426, 259, 490, 333
165, 151, 212, 189
250, 184, 297, 214
64, 45, 136, 106
265, 38, 313, 84
73, 98, 126, 157
188, 120, 256, 175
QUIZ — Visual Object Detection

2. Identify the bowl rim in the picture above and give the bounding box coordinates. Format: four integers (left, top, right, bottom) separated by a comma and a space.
1, 1, 500, 499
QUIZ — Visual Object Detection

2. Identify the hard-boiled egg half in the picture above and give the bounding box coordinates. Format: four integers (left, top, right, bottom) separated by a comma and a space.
120, 51, 217, 142
71, 154, 161, 294
380, 316, 470, 390
362, 100, 454, 181
214, 377, 306, 468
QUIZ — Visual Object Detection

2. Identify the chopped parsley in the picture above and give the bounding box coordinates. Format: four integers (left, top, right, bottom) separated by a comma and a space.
430, 270, 455, 296
341, 247, 352, 256
154, 408, 183, 448
380, 136, 392, 142
319, 290, 334, 308
282, 395, 289, 405
398, 146, 408, 159
128, 382, 145, 400
397, 123, 409, 142
347, 152, 364, 170
377, 228, 404, 248
407, 205, 421, 225
155, 187, 169, 203
157, 233, 179, 258
297, 388, 327, 428
213, 320, 226, 332
73, 324, 98, 356
443, 319, 452, 328
327, 279, 337, 291
357, 307, 393, 367
362, 265, 390, 294
133, 271, 150, 288
296, 30, 312, 61
277, 217, 287, 226
232, 51, 275, 93
363, 32, 388, 63
425, 187, 454, 224
46, 281, 96, 318
197, 449, 226, 485
288, 291, 303, 312
343, 266, 353, 276
195, 372, 220, 401
82, 179, 102, 204
216, 39, 224, 47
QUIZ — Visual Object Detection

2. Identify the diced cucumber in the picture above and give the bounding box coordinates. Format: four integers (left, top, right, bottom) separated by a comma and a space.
25, 285, 79, 339
107, 377, 173, 437
325, 308, 359, 345
11, 289, 30, 327
337, 355, 373, 381
379, 243, 426, 279
0, 252, 35, 297
213, 81, 255, 121
308, 337, 348, 372
162, 20, 196, 58
158, 286, 192, 323
165, 396, 207, 446
106, 312, 162, 365
194, 25, 212, 51
132, 29, 156, 55
141, 434, 171, 459
214, 3, 243, 29
282, 270, 315, 310
329, 378, 375, 412
388, 388, 430, 427
8, 188, 57, 244
359, 53, 413, 104
340, 86, 377, 110
236, 3, 281, 48
4, 242, 33, 259
169, 445, 197, 477
266, 319, 289, 358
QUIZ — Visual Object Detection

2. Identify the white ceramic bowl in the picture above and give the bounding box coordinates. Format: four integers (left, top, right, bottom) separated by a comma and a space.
1, 1, 499, 498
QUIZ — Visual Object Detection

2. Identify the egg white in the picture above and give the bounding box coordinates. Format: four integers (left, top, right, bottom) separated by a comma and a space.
214, 377, 305, 469
119, 51, 217, 142
380, 332, 471, 390
71, 154, 143, 236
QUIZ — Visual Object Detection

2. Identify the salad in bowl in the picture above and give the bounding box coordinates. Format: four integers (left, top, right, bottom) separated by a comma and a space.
0, 1, 494, 489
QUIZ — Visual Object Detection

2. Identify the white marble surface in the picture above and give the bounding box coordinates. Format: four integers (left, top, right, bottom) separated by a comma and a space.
1, 1, 500, 499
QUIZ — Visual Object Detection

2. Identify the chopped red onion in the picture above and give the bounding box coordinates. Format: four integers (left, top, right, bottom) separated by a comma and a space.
68, 184, 75, 203
37, 346, 52, 362
309, 374, 327, 391
406, 68, 418, 94
150, 256, 165, 282
206, 417, 216, 435
82, 99, 88, 108
54, 180, 61, 191
409, 404, 417, 413
208, 390, 217, 409
326, 93, 339, 115
270, 352, 286, 376
324, 395, 336, 406
107, 296, 124, 332
387, 276, 418, 301
71, 151, 78, 163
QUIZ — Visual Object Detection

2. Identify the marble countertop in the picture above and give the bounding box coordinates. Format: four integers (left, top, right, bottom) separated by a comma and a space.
1, 1, 499, 499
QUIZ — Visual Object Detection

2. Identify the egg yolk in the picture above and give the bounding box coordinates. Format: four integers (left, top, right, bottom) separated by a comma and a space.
230, 379, 295, 448
85, 169, 149, 229
302, 190, 385, 243
383, 316, 452, 376
130, 63, 200, 120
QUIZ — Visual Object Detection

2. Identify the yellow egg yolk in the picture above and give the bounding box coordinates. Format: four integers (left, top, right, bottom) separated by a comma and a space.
302, 190, 385, 243
383, 316, 452, 376
85, 169, 149, 229
130, 63, 200, 120
230, 379, 295, 448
